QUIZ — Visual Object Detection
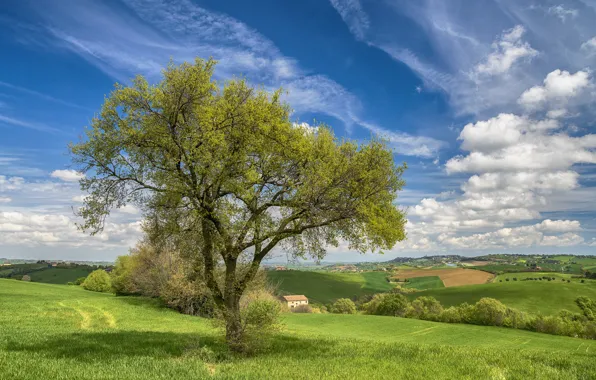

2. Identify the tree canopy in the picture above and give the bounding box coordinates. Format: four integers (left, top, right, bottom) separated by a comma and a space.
71, 58, 407, 349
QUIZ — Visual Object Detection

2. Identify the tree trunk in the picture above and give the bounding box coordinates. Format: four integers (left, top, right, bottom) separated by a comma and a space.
224, 295, 244, 352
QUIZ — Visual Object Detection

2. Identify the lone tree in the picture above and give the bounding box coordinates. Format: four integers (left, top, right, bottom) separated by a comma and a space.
71, 58, 407, 350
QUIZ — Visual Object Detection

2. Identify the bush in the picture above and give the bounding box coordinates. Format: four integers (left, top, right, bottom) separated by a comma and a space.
75, 277, 87, 285
82, 269, 112, 293
21, 275, 31, 282
408, 296, 443, 320
367, 293, 410, 317
330, 298, 357, 314
110, 255, 136, 295
505, 278, 510, 282
67, 282, 75, 286
292, 304, 313, 313
469, 298, 508, 326
513, 277, 517, 281
581, 279, 586, 283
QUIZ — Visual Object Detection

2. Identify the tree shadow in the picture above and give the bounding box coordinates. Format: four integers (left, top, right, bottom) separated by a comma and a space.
5, 330, 338, 363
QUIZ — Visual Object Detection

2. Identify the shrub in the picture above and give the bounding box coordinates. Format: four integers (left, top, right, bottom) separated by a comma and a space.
469, 298, 508, 326
75, 277, 87, 285
576, 296, 596, 321
439, 306, 464, 323
408, 296, 443, 320
581, 279, 586, 283
513, 277, 518, 281
505, 278, 510, 282
82, 269, 112, 293
292, 304, 313, 313
499, 280, 502, 282
67, 282, 75, 285
21, 275, 31, 282
567, 280, 571, 283
330, 298, 357, 314
366, 293, 410, 317
110, 255, 136, 295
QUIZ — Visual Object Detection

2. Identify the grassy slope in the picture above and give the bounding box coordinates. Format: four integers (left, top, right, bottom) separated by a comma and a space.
2, 280, 596, 379
402, 276, 445, 290
267, 270, 392, 304
412, 280, 596, 315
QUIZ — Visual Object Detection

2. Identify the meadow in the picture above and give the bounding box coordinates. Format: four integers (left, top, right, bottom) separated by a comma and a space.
402, 276, 445, 290
412, 280, 596, 315
2, 279, 596, 379
266, 270, 393, 304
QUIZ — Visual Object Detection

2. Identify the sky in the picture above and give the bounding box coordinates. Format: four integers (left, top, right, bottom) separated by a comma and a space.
1, 0, 596, 262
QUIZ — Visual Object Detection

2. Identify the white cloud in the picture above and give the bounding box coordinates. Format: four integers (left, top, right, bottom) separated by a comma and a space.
329, 0, 369, 40
547, 5, 578, 22
0, 197, 11, 203
581, 37, 596, 54
50, 169, 85, 182
518, 69, 592, 111
0, 176, 24, 192
0, 114, 60, 133
473, 26, 537, 77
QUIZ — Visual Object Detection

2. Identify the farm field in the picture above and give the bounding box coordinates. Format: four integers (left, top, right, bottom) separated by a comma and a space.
28, 267, 94, 284
402, 276, 445, 290
412, 280, 596, 315
392, 268, 494, 287
494, 272, 576, 281
2, 280, 596, 379
267, 270, 393, 304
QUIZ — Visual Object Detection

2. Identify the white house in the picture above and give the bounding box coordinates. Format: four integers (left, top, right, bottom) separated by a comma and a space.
281, 295, 308, 308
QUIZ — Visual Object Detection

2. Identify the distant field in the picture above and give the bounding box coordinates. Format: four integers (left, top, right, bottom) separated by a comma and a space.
2, 280, 596, 379
460, 261, 491, 266
402, 276, 445, 290
412, 280, 596, 315
471, 264, 529, 273
267, 270, 393, 304
392, 268, 493, 287
494, 272, 576, 282
29, 267, 94, 284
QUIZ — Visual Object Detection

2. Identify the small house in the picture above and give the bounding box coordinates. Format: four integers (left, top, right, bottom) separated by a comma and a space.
281, 295, 308, 309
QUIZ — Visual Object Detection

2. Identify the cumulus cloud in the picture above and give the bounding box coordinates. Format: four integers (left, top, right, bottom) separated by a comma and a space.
50, 169, 85, 182
473, 26, 537, 77
547, 5, 578, 22
518, 69, 592, 111
582, 37, 596, 54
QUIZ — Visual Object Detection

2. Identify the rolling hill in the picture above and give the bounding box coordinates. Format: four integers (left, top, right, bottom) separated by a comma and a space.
2, 279, 596, 379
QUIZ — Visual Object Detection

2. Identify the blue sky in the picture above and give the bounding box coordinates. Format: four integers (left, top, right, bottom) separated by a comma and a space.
1, 0, 596, 261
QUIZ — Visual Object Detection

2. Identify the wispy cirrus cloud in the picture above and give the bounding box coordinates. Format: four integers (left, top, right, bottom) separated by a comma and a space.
0, 114, 60, 133
13, 0, 443, 158
0, 81, 90, 111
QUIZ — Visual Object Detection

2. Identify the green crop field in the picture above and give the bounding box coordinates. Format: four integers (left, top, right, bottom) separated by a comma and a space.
28, 267, 94, 284
267, 270, 393, 304
471, 264, 530, 273
2, 279, 596, 379
412, 280, 596, 315
494, 272, 575, 281
402, 276, 445, 290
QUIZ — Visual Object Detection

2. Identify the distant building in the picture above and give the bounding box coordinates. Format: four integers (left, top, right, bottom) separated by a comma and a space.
281, 295, 308, 309
275, 266, 287, 271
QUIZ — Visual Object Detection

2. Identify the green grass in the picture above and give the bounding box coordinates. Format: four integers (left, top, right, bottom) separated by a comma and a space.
267, 270, 392, 304
402, 276, 445, 290
2, 279, 596, 379
471, 264, 529, 273
412, 280, 596, 315
494, 272, 575, 281
28, 267, 94, 284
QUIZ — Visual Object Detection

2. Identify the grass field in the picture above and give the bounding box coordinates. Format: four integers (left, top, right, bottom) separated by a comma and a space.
2, 279, 596, 379
412, 280, 596, 315
494, 272, 576, 281
28, 267, 94, 284
402, 276, 445, 290
267, 270, 393, 304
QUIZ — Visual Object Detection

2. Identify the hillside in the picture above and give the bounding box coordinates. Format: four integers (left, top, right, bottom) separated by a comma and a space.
2, 279, 596, 379
412, 280, 596, 315
267, 270, 393, 304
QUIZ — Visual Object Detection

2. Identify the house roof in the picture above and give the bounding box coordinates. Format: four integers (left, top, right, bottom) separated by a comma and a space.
282, 295, 308, 302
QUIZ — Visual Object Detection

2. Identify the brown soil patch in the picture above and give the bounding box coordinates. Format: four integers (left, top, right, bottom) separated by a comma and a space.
393, 268, 494, 287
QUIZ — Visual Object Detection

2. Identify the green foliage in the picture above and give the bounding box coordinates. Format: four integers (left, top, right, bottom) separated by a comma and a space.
82, 270, 112, 293
576, 296, 596, 321
408, 296, 443, 320
70, 58, 407, 350
74, 277, 86, 285
291, 304, 313, 313
330, 298, 357, 314
21, 275, 31, 282
110, 255, 136, 295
